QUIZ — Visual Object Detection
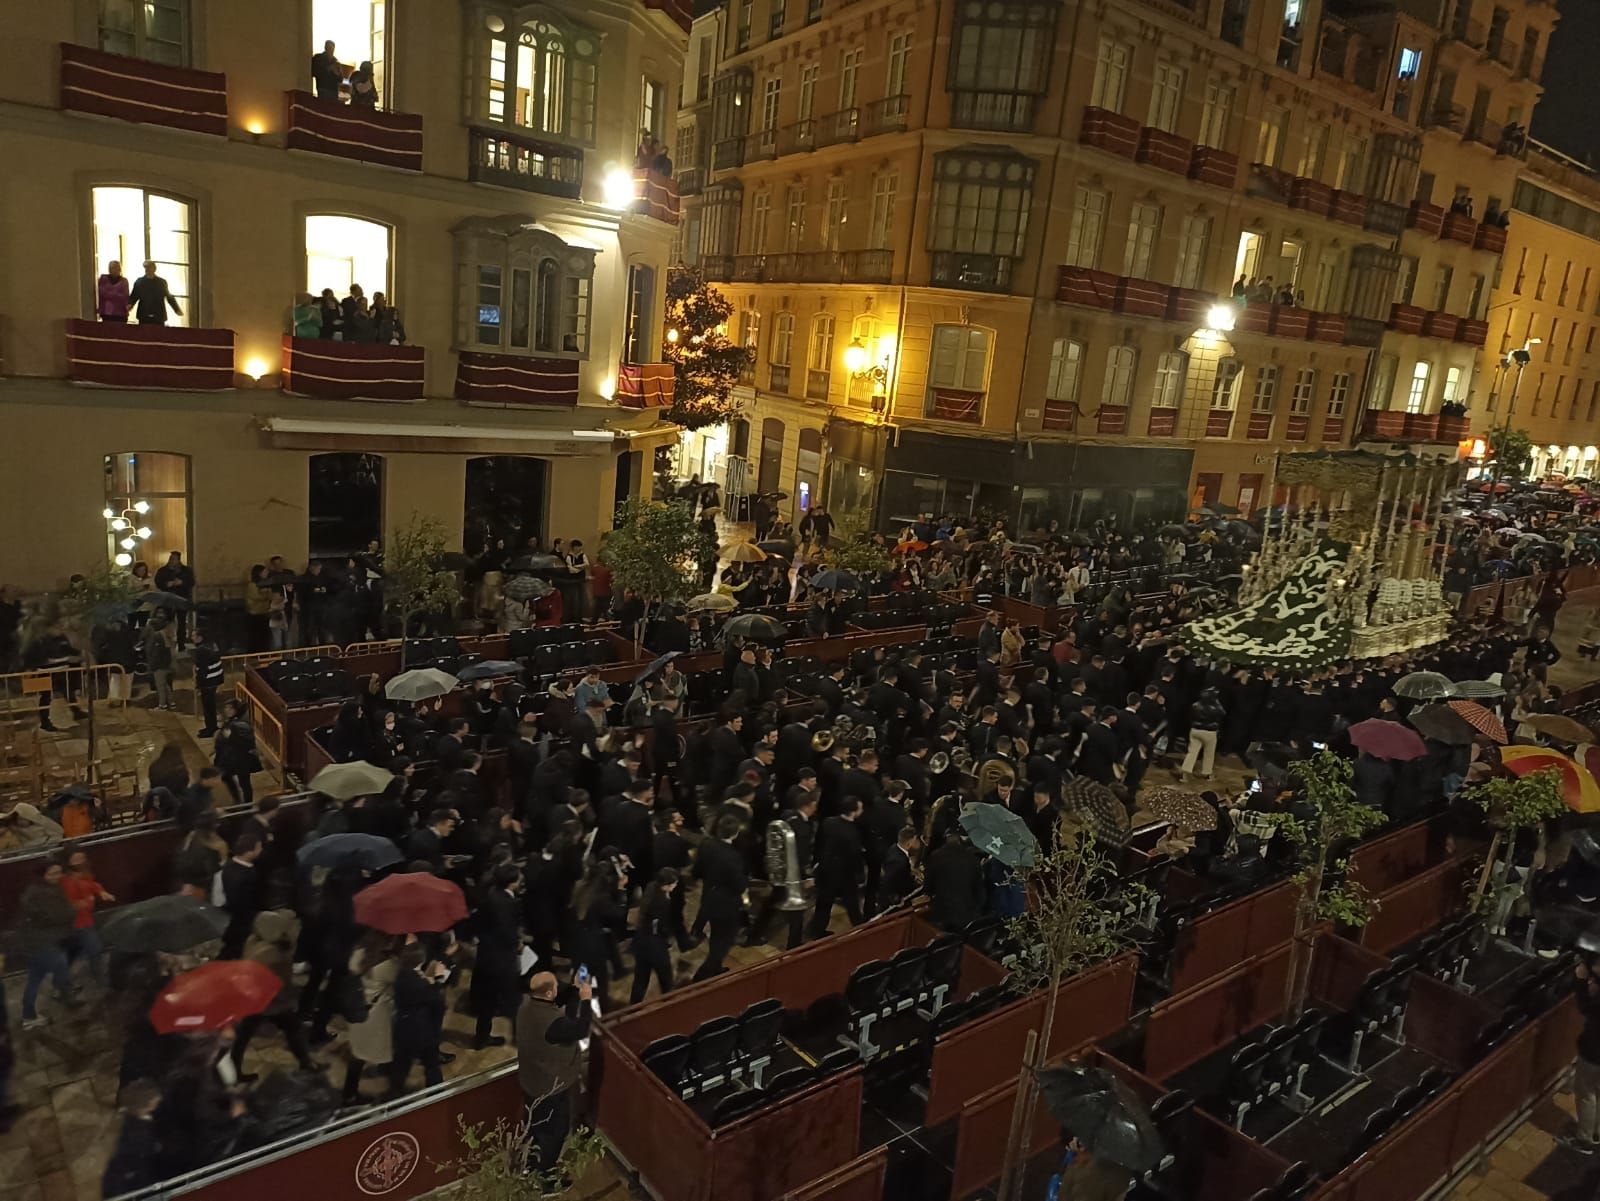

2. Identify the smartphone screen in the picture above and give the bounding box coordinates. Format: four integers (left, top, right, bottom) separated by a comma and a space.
577, 964, 591, 985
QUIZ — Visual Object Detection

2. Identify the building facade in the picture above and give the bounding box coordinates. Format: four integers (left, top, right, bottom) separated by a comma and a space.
674, 0, 1555, 531
0, 0, 690, 592
1482, 141, 1600, 480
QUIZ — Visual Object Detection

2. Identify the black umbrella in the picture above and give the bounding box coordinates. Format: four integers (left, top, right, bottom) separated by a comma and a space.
1158, 524, 1192, 540
295, 833, 403, 871
633, 651, 681, 685
1407, 703, 1477, 746
101, 895, 228, 953
1068, 531, 1092, 547
723, 613, 788, 643
959, 802, 1039, 869
506, 553, 564, 572
137, 591, 194, 612
1035, 1065, 1166, 1173
811, 569, 862, 593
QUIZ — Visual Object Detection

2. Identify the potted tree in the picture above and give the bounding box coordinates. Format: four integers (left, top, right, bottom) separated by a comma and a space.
1465, 769, 1566, 938
597, 497, 705, 655
383, 514, 463, 668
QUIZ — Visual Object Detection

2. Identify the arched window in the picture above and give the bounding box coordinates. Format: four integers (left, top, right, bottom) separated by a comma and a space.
91, 186, 195, 326
1101, 345, 1137, 408
807, 314, 835, 400
1211, 358, 1243, 409
305, 214, 392, 300
479, 9, 598, 142
1152, 352, 1187, 408
105, 452, 190, 570
454, 216, 597, 356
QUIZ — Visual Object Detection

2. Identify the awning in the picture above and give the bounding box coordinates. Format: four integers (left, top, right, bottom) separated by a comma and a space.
258, 416, 616, 456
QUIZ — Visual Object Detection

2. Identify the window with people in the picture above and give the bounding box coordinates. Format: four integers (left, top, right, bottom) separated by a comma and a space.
309, 0, 389, 108
455, 218, 596, 356
292, 215, 404, 344
477, 6, 599, 144
91, 186, 193, 328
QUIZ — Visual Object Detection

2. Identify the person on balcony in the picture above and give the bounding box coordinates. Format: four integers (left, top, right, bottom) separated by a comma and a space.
128, 261, 181, 326
292, 293, 321, 338
371, 292, 406, 344
317, 288, 343, 339
348, 60, 378, 108
311, 40, 345, 101
97, 260, 129, 323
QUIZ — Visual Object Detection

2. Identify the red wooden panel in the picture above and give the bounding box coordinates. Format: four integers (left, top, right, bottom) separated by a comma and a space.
777, 1149, 887, 1201
1147, 944, 1293, 1080
1346, 1089, 1459, 1201
282, 336, 425, 401
1270, 306, 1310, 338
710, 1070, 863, 1201
1330, 190, 1368, 225
1137, 126, 1194, 174
60, 42, 227, 136
1247, 412, 1274, 440
1308, 312, 1347, 343
1148, 408, 1179, 437
1079, 106, 1141, 157
1533, 994, 1582, 1090
66, 319, 235, 390
1116, 276, 1171, 317
1447, 1025, 1539, 1165
1188, 146, 1238, 189
1359, 858, 1467, 953
617, 362, 675, 408
1189, 1109, 1293, 1201
1349, 818, 1443, 892
1308, 932, 1389, 1014
1205, 409, 1235, 438
1388, 303, 1427, 334
1056, 266, 1118, 309
1406, 202, 1446, 236
1237, 304, 1271, 334
1473, 224, 1507, 254
1403, 974, 1497, 1071
1042, 400, 1077, 431
951, 1065, 1071, 1198
1440, 212, 1476, 244
595, 1031, 713, 1201
929, 389, 983, 422
1455, 318, 1489, 346
454, 352, 579, 406
1422, 312, 1461, 340
285, 91, 423, 171
1321, 416, 1345, 442
1286, 415, 1310, 440
1167, 287, 1218, 325
1097, 403, 1129, 435
1290, 177, 1335, 216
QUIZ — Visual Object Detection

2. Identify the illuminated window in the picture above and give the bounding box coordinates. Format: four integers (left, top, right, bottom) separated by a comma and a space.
1212, 358, 1242, 409
1065, 186, 1108, 270
1101, 345, 1137, 407
305, 215, 392, 300
91, 186, 194, 326
1147, 63, 1184, 133
1290, 368, 1316, 414
1153, 352, 1186, 408
1046, 339, 1082, 402
454, 219, 596, 355
1327, 372, 1351, 416
1090, 37, 1130, 112
1123, 202, 1162, 280
311, 0, 389, 102
929, 325, 991, 391
479, 9, 599, 143
1252, 364, 1280, 413
105, 451, 191, 571
1405, 360, 1432, 413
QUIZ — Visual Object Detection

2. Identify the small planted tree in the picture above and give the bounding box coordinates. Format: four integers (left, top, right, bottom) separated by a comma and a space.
55, 564, 142, 779
383, 514, 462, 665
1488, 426, 1534, 481
1253, 750, 1386, 1020
1466, 768, 1566, 929
434, 1114, 607, 1199
995, 833, 1148, 1201
662, 264, 751, 430
824, 537, 893, 580
598, 497, 703, 653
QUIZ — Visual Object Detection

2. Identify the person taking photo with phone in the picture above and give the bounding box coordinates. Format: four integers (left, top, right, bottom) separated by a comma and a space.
517, 969, 594, 1181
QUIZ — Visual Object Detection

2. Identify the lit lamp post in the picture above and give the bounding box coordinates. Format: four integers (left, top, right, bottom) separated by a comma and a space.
1495, 338, 1539, 481
105, 499, 153, 567
844, 337, 892, 417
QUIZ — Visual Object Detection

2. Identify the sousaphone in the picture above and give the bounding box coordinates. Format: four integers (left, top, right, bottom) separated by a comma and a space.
811, 728, 836, 752
927, 750, 951, 776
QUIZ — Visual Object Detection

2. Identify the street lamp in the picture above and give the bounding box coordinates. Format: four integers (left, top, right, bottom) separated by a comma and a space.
844, 336, 891, 401
1205, 303, 1237, 332
1494, 338, 1540, 482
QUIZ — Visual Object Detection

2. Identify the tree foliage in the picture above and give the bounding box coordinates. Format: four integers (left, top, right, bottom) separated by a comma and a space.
1488, 426, 1534, 480
434, 1114, 606, 1199
45, 564, 142, 780
1465, 767, 1567, 915
662, 264, 750, 430
384, 514, 461, 641
599, 498, 703, 647
825, 537, 894, 580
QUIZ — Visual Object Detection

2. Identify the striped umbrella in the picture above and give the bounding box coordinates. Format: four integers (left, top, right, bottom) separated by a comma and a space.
1061, 776, 1130, 847
1448, 700, 1507, 745
1449, 678, 1507, 700
1500, 746, 1600, 814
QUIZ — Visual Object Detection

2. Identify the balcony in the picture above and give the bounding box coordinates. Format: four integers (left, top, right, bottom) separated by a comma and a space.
60, 43, 227, 137
1136, 127, 1194, 176
454, 353, 579, 407
1246, 162, 1294, 205
676, 166, 706, 196
950, 91, 1037, 133
633, 168, 681, 225
1363, 199, 1406, 236
1424, 102, 1466, 133
745, 128, 779, 162
1188, 145, 1239, 189
1278, 22, 1303, 71
1079, 107, 1141, 158
930, 252, 1013, 293
1359, 410, 1467, 445
1097, 405, 1129, 435
726, 249, 892, 285
1056, 267, 1118, 310
1455, 318, 1489, 346
815, 109, 860, 148
927, 390, 983, 423
805, 369, 831, 401
1147, 407, 1179, 437
468, 128, 582, 199
67, 320, 235, 390
1290, 177, 1335, 217
1247, 412, 1275, 441
1042, 401, 1077, 433
1115, 277, 1171, 318
1439, 211, 1476, 244
734, 255, 767, 282
777, 120, 815, 156
713, 138, 746, 170
769, 363, 792, 393
862, 94, 910, 137
701, 255, 735, 282
1422, 311, 1461, 339
286, 92, 423, 172
1388, 303, 1427, 335
281, 336, 424, 402
1473, 223, 1507, 254
1405, 200, 1445, 237
616, 362, 675, 410
1330, 190, 1368, 226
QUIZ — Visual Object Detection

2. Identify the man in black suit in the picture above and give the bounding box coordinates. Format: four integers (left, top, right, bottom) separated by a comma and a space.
1116, 694, 1153, 796
893, 739, 932, 808
879, 825, 921, 911
598, 780, 655, 882
971, 649, 1003, 707
866, 668, 908, 721
434, 718, 473, 775
1026, 736, 1065, 797
967, 707, 1003, 759
405, 808, 457, 870
840, 748, 882, 810
775, 709, 818, 791
691, 815, 749, 980
597, 750, 637, 804
1076, 708, 1122, 785
816, 740, 850, 817
471, 864, 524, 1048
706, 712, 746, 800
808, 797, 866, 937
977, 610, 1003, 659
748, 790, 817, 948
860, 782, 906, 916
219, 830, 264, 958
1022, 667, 1055, 733
507, 721, 542, 812
926, 831, 985, 932
651, 808, 697, 949
729, 647, 762, 702
813, 663, 848, 716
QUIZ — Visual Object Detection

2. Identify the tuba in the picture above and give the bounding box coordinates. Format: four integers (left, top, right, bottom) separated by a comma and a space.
922, 791, 958, 847
927, 750, 951, 777
765, 820, 811, 910
810, 728, 836, 752
975, 757, 1017, 798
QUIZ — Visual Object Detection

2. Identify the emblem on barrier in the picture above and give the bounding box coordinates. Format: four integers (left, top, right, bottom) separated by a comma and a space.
355, 1131, 421, 1195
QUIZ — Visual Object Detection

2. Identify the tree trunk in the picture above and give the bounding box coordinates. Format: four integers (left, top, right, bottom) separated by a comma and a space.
1470, 830, 1503, 915
83, 649, 99, 786
1283, 840, 1327, 1020
995, 1028, 1039, 1201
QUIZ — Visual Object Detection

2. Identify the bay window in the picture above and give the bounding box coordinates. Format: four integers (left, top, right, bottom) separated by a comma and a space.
455, 218, 596, 355
476, 7, 599, 143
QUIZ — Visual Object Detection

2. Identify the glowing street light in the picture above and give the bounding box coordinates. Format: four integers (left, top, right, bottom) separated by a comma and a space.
1205, 304, 1237, 332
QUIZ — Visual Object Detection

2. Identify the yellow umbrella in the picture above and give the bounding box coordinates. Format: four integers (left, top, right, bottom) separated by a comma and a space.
1499, 745, 1600, 814
722, 541, 768, 563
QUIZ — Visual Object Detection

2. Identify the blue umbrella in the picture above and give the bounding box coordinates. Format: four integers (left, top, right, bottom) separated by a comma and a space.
296, 833, 402, 871
811, 569, 862, 592
633, 651, 681, 685
456, 659, 523, 682
959, 802, 1039, 869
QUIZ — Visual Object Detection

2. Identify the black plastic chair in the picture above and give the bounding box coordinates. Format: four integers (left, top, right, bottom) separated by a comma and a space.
764, 1066, 817, 1097
924, 933, 965, 1000
1274, 1161, 1318, 1201
1416, 1067, 1452, 1097
1263, 1026, 1299, 1095
735, 999, 784, 1086
1353, 1105, 1397, 1156
841, 961, 892, 1056
686, 1016, 740, 1094
1222, 1041, 1269, 1127
816, 1045, 861, 1076
1392, 1083, 1429, 1116
886, 947, 929, 1012
641, 1034, 692, 1092
961, 915, 1003, 957
710, 1089, 766, 1127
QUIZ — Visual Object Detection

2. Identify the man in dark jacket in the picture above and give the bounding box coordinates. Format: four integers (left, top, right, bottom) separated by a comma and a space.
128, 260, 182, 325
190, 628, 224, 737
1076, 709, 1122, 785
926, 832, 986, 932
692, 816, 749, 980
652, 808, 697, 949
17, 858, 77, 1027
706, 713, 746, 800
748, 791, 817, 948
517, 971, 594, 1174
808, 798, 866, 937
218, 831, 264, 959
472, 864, 524, 1049
597, 780, 654, 881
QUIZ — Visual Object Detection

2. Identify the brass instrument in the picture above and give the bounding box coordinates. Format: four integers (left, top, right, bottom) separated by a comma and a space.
950, 746, 974, 774
927, 750, 951, 776
810, 728, 836, 752
975, 757, 1017, 798
765, 819, 812, 910
922, 791, 958, 846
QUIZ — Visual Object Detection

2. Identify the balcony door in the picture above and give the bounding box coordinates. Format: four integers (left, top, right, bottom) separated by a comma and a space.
312, 0, 389, 101
91, 186, 194, 326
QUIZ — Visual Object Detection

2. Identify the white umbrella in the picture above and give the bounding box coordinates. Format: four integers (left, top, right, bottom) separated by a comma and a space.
686, 592, 738, 613
384, 667, 460, 702
309, 760, 396, 801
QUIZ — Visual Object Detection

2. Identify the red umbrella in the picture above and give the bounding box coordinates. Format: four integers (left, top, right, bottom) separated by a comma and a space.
354, 872, 468, 934
150, 961, 281, 1034
1349, 718, 1428, 762
1448, 700, 1508, 745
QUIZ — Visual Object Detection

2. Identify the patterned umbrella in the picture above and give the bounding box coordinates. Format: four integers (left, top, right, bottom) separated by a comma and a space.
1349, 718, 1429, 761
1521, 713, 1597, 745
959, 802, 1039, 869
1500, 746, 1600, 814
1142, 786, 1218, 831
1061, 776, 1130, 847
1394, 671, 1454, 700
1449, 678, 1507, 700
1408, 704, 1477, 747
1448, 700, 1508, 745
722, 542, 768, 563
686, 592, 738, 612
